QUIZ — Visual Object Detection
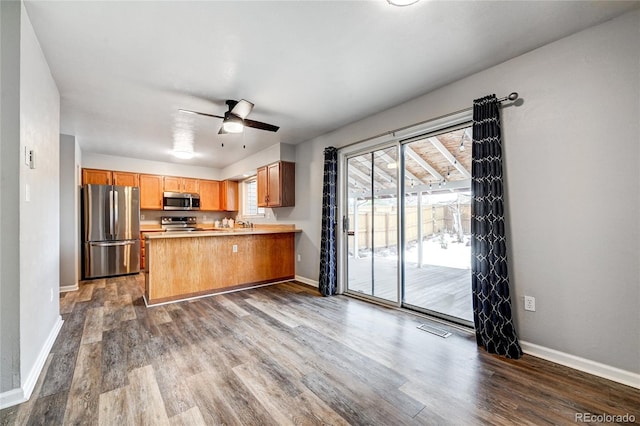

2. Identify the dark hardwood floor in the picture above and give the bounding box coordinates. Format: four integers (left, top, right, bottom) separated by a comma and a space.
1, 275, 638, 425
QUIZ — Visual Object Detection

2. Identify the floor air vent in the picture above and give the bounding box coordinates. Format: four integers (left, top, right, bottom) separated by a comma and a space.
417, 323, 452, 338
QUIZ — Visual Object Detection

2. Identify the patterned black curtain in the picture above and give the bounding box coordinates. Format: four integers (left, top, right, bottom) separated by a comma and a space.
471, 95, 522, 359
319, 147, 338, 296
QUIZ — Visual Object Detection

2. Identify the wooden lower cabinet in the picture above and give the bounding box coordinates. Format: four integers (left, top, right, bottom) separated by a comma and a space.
140, 231, 163, 269
144, 232, 295, 304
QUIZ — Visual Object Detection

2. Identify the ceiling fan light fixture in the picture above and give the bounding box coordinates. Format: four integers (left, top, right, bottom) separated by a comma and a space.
222, 114, 244, 133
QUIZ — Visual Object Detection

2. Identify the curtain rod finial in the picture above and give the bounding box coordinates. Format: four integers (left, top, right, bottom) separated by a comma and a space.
508, 92, 518, 101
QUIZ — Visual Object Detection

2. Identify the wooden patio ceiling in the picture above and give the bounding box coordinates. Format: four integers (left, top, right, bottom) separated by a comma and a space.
348, 127, 472, 197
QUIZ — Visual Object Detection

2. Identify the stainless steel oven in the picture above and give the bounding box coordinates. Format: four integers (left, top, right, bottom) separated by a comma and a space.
163, 192, 200, 211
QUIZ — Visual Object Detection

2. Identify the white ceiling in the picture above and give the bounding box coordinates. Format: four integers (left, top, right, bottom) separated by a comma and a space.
24, 0, 638, 169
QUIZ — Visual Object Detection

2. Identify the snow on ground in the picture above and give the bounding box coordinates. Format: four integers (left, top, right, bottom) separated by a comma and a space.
404, 234, 471, 270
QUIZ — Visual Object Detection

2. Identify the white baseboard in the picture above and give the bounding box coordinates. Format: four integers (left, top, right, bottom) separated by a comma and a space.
520, 340, 640, 390
294, 275, 318, 287
59, 283, 78, 293
0, 316, 64, 409
0, 388, 24, 411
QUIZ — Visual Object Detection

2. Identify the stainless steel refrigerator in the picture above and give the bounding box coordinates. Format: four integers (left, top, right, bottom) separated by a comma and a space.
82, 184, 140, 279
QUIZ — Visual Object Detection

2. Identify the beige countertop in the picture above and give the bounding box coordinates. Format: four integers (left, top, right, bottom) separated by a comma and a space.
143, 226, 301, 239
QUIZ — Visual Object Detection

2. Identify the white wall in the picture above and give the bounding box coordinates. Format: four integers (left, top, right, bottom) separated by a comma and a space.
82, 152, 221, 181
1, 0, 63, 405
220, 143, 296, 180
291, 10, 640, 375
18, 0, 61, 401
81, 142, 297, 182
59, 134, 80, 290
0, 0, 23, 394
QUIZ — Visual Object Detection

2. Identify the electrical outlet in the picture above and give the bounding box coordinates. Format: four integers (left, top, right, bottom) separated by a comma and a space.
232, 244, 238, 253
140, 214, 145, 220
50, 288, 54, 302
297, 254, 301, 262
524, 295, 536, 312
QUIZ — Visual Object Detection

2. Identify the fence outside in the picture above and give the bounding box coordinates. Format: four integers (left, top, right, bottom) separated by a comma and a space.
348, 204, 471, 252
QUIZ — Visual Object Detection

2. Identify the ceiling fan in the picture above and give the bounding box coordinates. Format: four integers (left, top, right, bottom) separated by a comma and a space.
179, 99, 279, 135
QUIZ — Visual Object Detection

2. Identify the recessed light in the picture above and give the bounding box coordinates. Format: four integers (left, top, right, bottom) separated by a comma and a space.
387, 0, 420, 6
171, 150, 194, 159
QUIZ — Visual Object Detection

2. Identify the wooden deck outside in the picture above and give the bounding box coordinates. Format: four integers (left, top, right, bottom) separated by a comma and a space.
347, 256, 473, 323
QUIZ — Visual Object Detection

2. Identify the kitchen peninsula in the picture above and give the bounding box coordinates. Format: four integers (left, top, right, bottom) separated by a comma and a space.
143, 226, 300, 305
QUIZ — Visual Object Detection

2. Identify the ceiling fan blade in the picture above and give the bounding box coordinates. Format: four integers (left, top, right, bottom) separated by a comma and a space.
179, 109, 225, 119
230, 99, 254, 119
244, 118, 279, 132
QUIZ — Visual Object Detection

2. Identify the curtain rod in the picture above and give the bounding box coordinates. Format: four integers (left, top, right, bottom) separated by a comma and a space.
337, 92, 519, 151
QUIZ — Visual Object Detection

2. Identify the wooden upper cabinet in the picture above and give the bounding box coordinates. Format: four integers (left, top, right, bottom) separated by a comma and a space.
163, 176, 181, 192
257, 161, 295, 207
221, 180, 238, 211
182, 178, 199, 193
83, 169, 140, 187
199, 180, 221, 211
257, 166, 268, 208
164, 176, 199, 193
112, 171, 139, 187
82, 168, 112, 185
139, 174, 164, 210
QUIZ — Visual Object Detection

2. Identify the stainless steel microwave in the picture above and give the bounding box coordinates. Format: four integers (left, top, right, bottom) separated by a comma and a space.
163, 192, 200, 211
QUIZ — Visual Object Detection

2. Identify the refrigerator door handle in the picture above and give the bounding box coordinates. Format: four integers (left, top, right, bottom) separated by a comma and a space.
89, 241, 136, 247
108, 189, 114, 239
114, 189, 119, 237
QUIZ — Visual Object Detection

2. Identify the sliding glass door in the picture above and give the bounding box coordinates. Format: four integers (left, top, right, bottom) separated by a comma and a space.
345, 146, 399, 304
402, 127, 473, 324
341, 124, 473, 325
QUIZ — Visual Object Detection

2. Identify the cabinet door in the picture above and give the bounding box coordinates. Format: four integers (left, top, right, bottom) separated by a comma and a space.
113, 171, 139, 187
139, 174, 164, 210
267, 163, 282, 207
200, 180, 221, 211
257, 166, 268, 207
163, 176, 181, 192
279, 161, 295, 207
182, 178, 199, 194
82, 168, 112, 185
221, 180, 238, 211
